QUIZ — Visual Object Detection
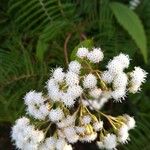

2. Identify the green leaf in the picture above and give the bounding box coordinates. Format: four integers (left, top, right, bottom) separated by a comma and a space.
70, 39, 94, 60
36, 40, 49, 62
36, 21, 69, 61
110, 2, 148, 63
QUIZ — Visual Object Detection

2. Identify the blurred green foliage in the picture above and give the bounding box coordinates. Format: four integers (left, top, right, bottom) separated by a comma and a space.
0, 0, 149, 149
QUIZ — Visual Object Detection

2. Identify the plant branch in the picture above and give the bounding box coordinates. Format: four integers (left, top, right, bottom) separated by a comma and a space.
64, 33, 71, 66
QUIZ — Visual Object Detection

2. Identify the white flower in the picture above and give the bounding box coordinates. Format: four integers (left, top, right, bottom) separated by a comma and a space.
56, 138, 66, 150
89, 88, 102, 99
53, 67, 65, 83
88, 92, 111, 110
61, 93, 75, 107
75, 126, 85, 134
57, 115, 75, 128
47, 79, 61, 101
79, 132, 97, 142
101, 71, 114, 84
111, 88, 126, 101
65, 71, 79, 86
15, 117, 30, 126
48, 87, 61, 102
124, 115, 136, 130
82, 115, 91, 125
27, 104, 49, 120
76, 47, 89, 58
114, 53, 130, 69
128, 84, 140, 94
47, 78, 57, 89
24, 91, 49, 120
43, 136, 56, 149
129, 0, 140, 10
63, 126, 79, 143
83, 74, 97, 89
68, 60, 81, 74
118, 124, 129, 143
113, 72, 128, 89
129, 67, 147, 93
93, 121, 103, 131
103, 134, 117, 149
49, 108, 64, 122
107, 59, 124, 75
87, 98, 108, 110
87, 48, 104, 63
130, 67, 147, 84
87, 91, 111, 110
39, 104, 49, 116
23, 143, 39, 150
56, 138, 73, 150
24, 91, 44, 105
63, 144, 73, 150
97, 141, 105, 149
67, 85, 83, 99
107, 53, 130, 75
11, 118, 44, 150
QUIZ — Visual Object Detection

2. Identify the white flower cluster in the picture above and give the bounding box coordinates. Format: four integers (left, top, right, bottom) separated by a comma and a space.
12, 46, 147, 150
97, 115, 136, 149
11, 117, 44, 150
129, 0, 140, 10
47, 64, 82, 107
24, 91, 49, 120
129, 67, 147, 93
77, 47, 104, 63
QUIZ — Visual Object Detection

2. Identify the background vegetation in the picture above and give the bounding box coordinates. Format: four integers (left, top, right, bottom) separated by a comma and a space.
0, 0, 149, 149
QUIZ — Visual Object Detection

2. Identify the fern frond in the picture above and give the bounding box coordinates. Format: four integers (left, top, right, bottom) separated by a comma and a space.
8, 0, 75, 32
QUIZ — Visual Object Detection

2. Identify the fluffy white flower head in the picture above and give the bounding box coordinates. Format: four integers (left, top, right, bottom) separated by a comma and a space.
67, 85, 83, 99
124, 115, 136, 130
53, 67, 65, 83
61, 93, 75, 107
101, 71, 114, 84
24, 91, 44, 105
44, 136, 56, 149
107, 59, 124, 75
93, 121, 103, 131
68, 60, 81, 74
77, 47, 89, 58
82, 115, 91, 125
103, 134, 117, 149
89, 88, 102, 99
65, 71, 79, 86
12, 118, 44, 149
49, 108, 64, 122
87, 48, 104, 63
57, 115, 75, 128
75, 126, 85, 134
129, 67, 147, 93
114, 53, 130, 69
113, 72, 128, 89
24, 91, 49, 120
129, 0, 140, 10
63, 126, 79, 143
111, 88, 126, 101
83, 74, 97, 89
80, 132, 97, 142
118, 124, 129, 143
47, 78, 61, 101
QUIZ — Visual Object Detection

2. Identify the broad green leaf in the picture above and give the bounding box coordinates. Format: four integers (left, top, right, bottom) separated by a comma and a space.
70, 39, 94, 60
110, 2, 148, 63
